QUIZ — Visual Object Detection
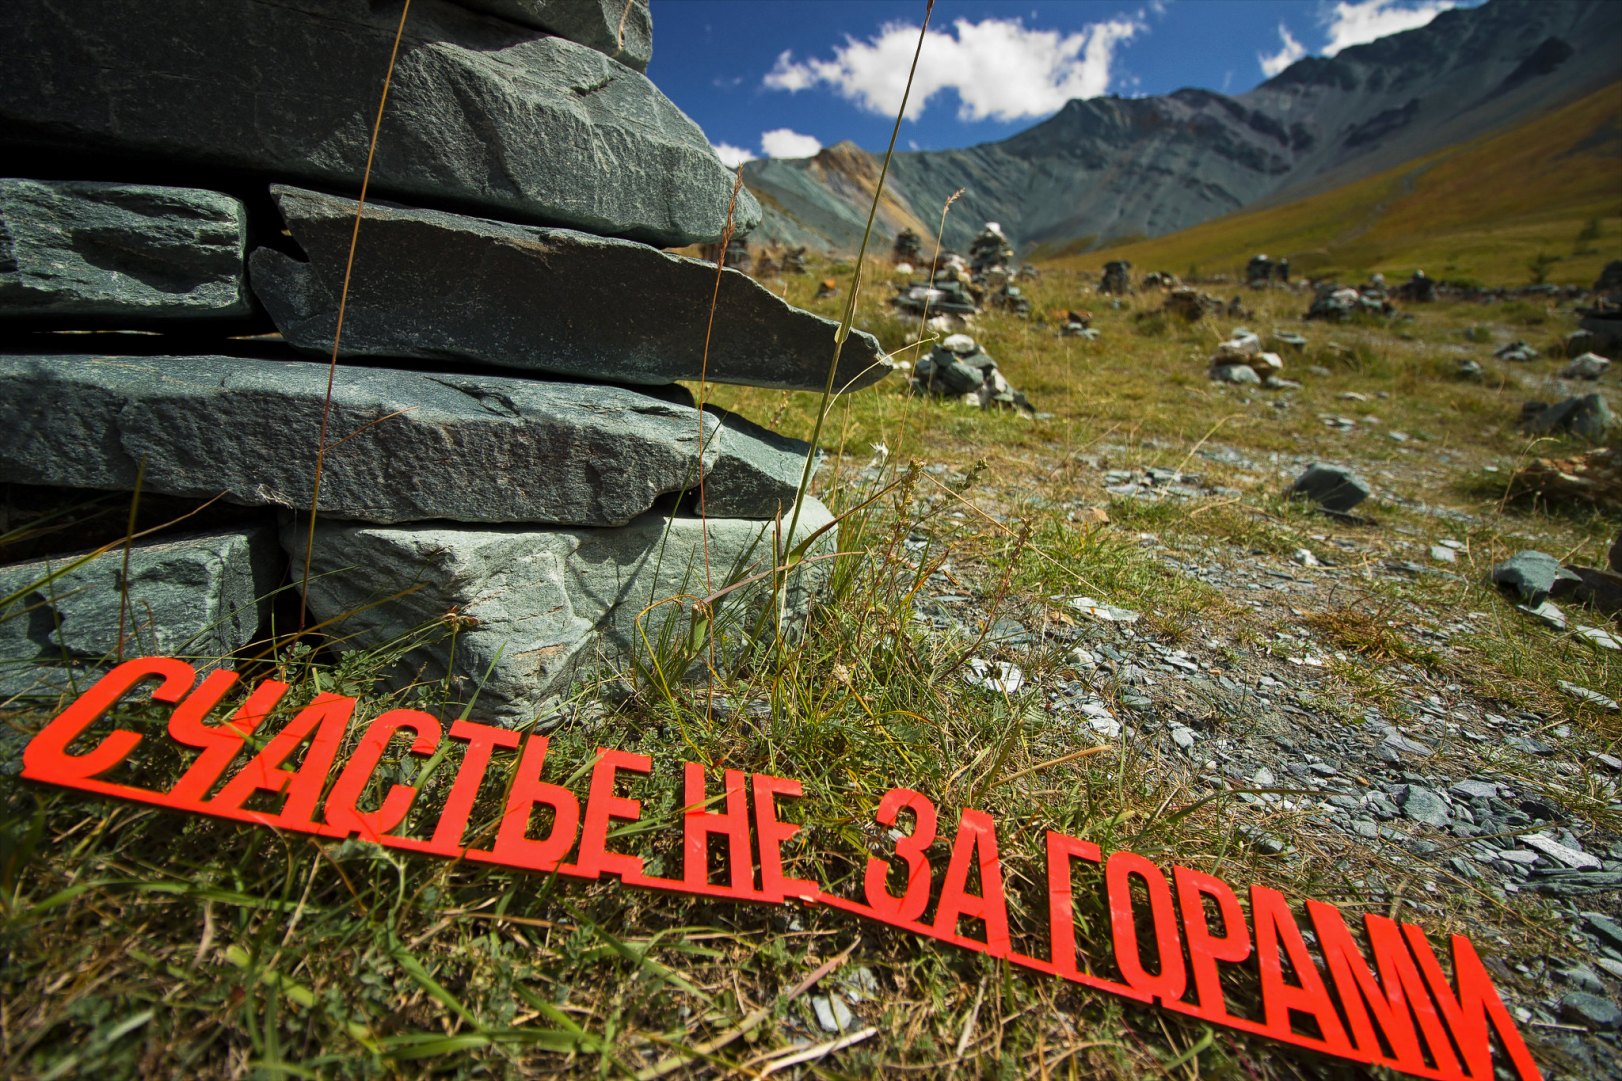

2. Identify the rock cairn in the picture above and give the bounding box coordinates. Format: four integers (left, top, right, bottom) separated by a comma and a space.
1099, 260, 1132, 296
1162, 287, 1225, 321
1208, 330, 1286, 387
0, 0, 890, 722
892, 229, 923, 267
1305, 282, 1394, 321
969, 223, 1015, 283
909, 335, 1032, 415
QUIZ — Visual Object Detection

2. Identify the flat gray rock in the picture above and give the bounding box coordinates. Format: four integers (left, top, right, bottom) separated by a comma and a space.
0, 354, 808, 526
1521, 394, 1616, 442
1393, 783, 1451, 828
1492, 550, 1579, 606
251, 187, 887, 392
1288, 463, 1371, 512
448, 0, 651, 71
283, 500, 837, 723
703, 407, 818, 518
0, 179, 251, 323
0, 525, 281, 698
0, 0, 754, 246
1523, 833, 1602, 871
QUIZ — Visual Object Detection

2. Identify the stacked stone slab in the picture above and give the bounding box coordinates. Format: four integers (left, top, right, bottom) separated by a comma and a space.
0, 0, 890, 722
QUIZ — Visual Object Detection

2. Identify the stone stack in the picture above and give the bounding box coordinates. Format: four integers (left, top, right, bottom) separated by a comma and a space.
1208, 331, 1286, 387
909, 335, 1032, 415
1099, 261, 1132, 296
0, 0, 891, 722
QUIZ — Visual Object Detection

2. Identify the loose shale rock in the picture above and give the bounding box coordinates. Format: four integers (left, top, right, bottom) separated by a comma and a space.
0, 0, 754, 245
1288, 463, 1371, 512
251, 187, 887, 392
284, 500, 837, 723
448, 0, 652, 71
0, 525, 281, 697
0, 179, 251, 323
0, 355, 801, 526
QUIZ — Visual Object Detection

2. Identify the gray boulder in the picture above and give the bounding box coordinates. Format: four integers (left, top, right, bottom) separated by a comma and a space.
1492, 550, 1581, 606
1288, 463, 1371, 512
1, 525, 281, 698
1521, 394, 1616, 442
448, 0, 651, 71
1562, 352, 1610, 380
0, 0, 755, 246
284, 500, 837, 723
0, 354, 799, 526
1210, 363, 1262, 385
0, 179, 251, 323
250, 187, 887, 392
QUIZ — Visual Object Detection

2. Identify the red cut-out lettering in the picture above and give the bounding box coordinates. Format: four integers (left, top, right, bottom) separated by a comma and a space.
1251, 885, 1351, 1054
574, 747, 651, 880
208, 691, 355, 828
19, 655, 1543, 1081
490, 734, 581, 872
1404, 922, 1543, 1081
1044, 832, 1145, 999
323, 709, 441, 842
862, 787, 937, 922
166, 670, 290, 805
683, 763, 754, 896
753, 773, 816, 902
1307, 901, 1460, 1076
1106, 850, 1187, 1002
428, 719, 522, 855
1174, 864, 1253, 1023
932, 808, 1011, 956
22, 656, 195, 786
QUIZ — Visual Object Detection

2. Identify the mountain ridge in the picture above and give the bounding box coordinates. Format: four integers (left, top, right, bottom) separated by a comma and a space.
740, 0, 1622, 257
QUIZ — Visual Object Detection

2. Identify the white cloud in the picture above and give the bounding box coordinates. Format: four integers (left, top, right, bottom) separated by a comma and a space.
759, 128, 823, 159
1258, 23, 1306, 77
710, 142, 756, 168
763, 15, 1144, 123
1322, 0, 1459, 56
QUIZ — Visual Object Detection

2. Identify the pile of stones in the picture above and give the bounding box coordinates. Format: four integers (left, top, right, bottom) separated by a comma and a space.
0, 0, 890, 722
1207, 330, 1287, 387
1392, 270, 1436, 303
1058, 310, 1099, 339
1245, 254, 1290, 286
892, 228, 923, 267
909, 335, 1032, 415
781, 246, 809, 275
1163, 287, 1228, 322
1099, 260, 1132, 296
892, 279, 979, 322
969, 223, 1015, 283
1305, 282, 1395, 320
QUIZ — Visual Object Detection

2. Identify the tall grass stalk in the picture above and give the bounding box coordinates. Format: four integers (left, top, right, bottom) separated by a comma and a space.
297, 0, 412, 630
781, 0, 935, 574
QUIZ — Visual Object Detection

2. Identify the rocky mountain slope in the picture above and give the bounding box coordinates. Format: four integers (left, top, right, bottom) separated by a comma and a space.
742, 0, 1622, 255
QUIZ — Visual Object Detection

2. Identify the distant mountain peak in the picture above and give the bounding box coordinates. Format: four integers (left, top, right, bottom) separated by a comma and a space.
742, 0, 1621, 256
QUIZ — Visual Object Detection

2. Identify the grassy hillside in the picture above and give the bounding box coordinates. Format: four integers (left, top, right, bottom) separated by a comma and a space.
1049, 82, 1622, 286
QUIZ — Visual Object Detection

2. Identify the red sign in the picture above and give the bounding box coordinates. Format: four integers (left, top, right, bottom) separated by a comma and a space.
21, 656, 1543, 1080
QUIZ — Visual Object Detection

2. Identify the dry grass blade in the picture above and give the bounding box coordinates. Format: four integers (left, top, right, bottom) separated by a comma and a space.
297, 0, 413, 630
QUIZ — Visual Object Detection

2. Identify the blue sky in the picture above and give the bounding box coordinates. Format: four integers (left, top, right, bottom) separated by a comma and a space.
646, 0, 1482, 161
